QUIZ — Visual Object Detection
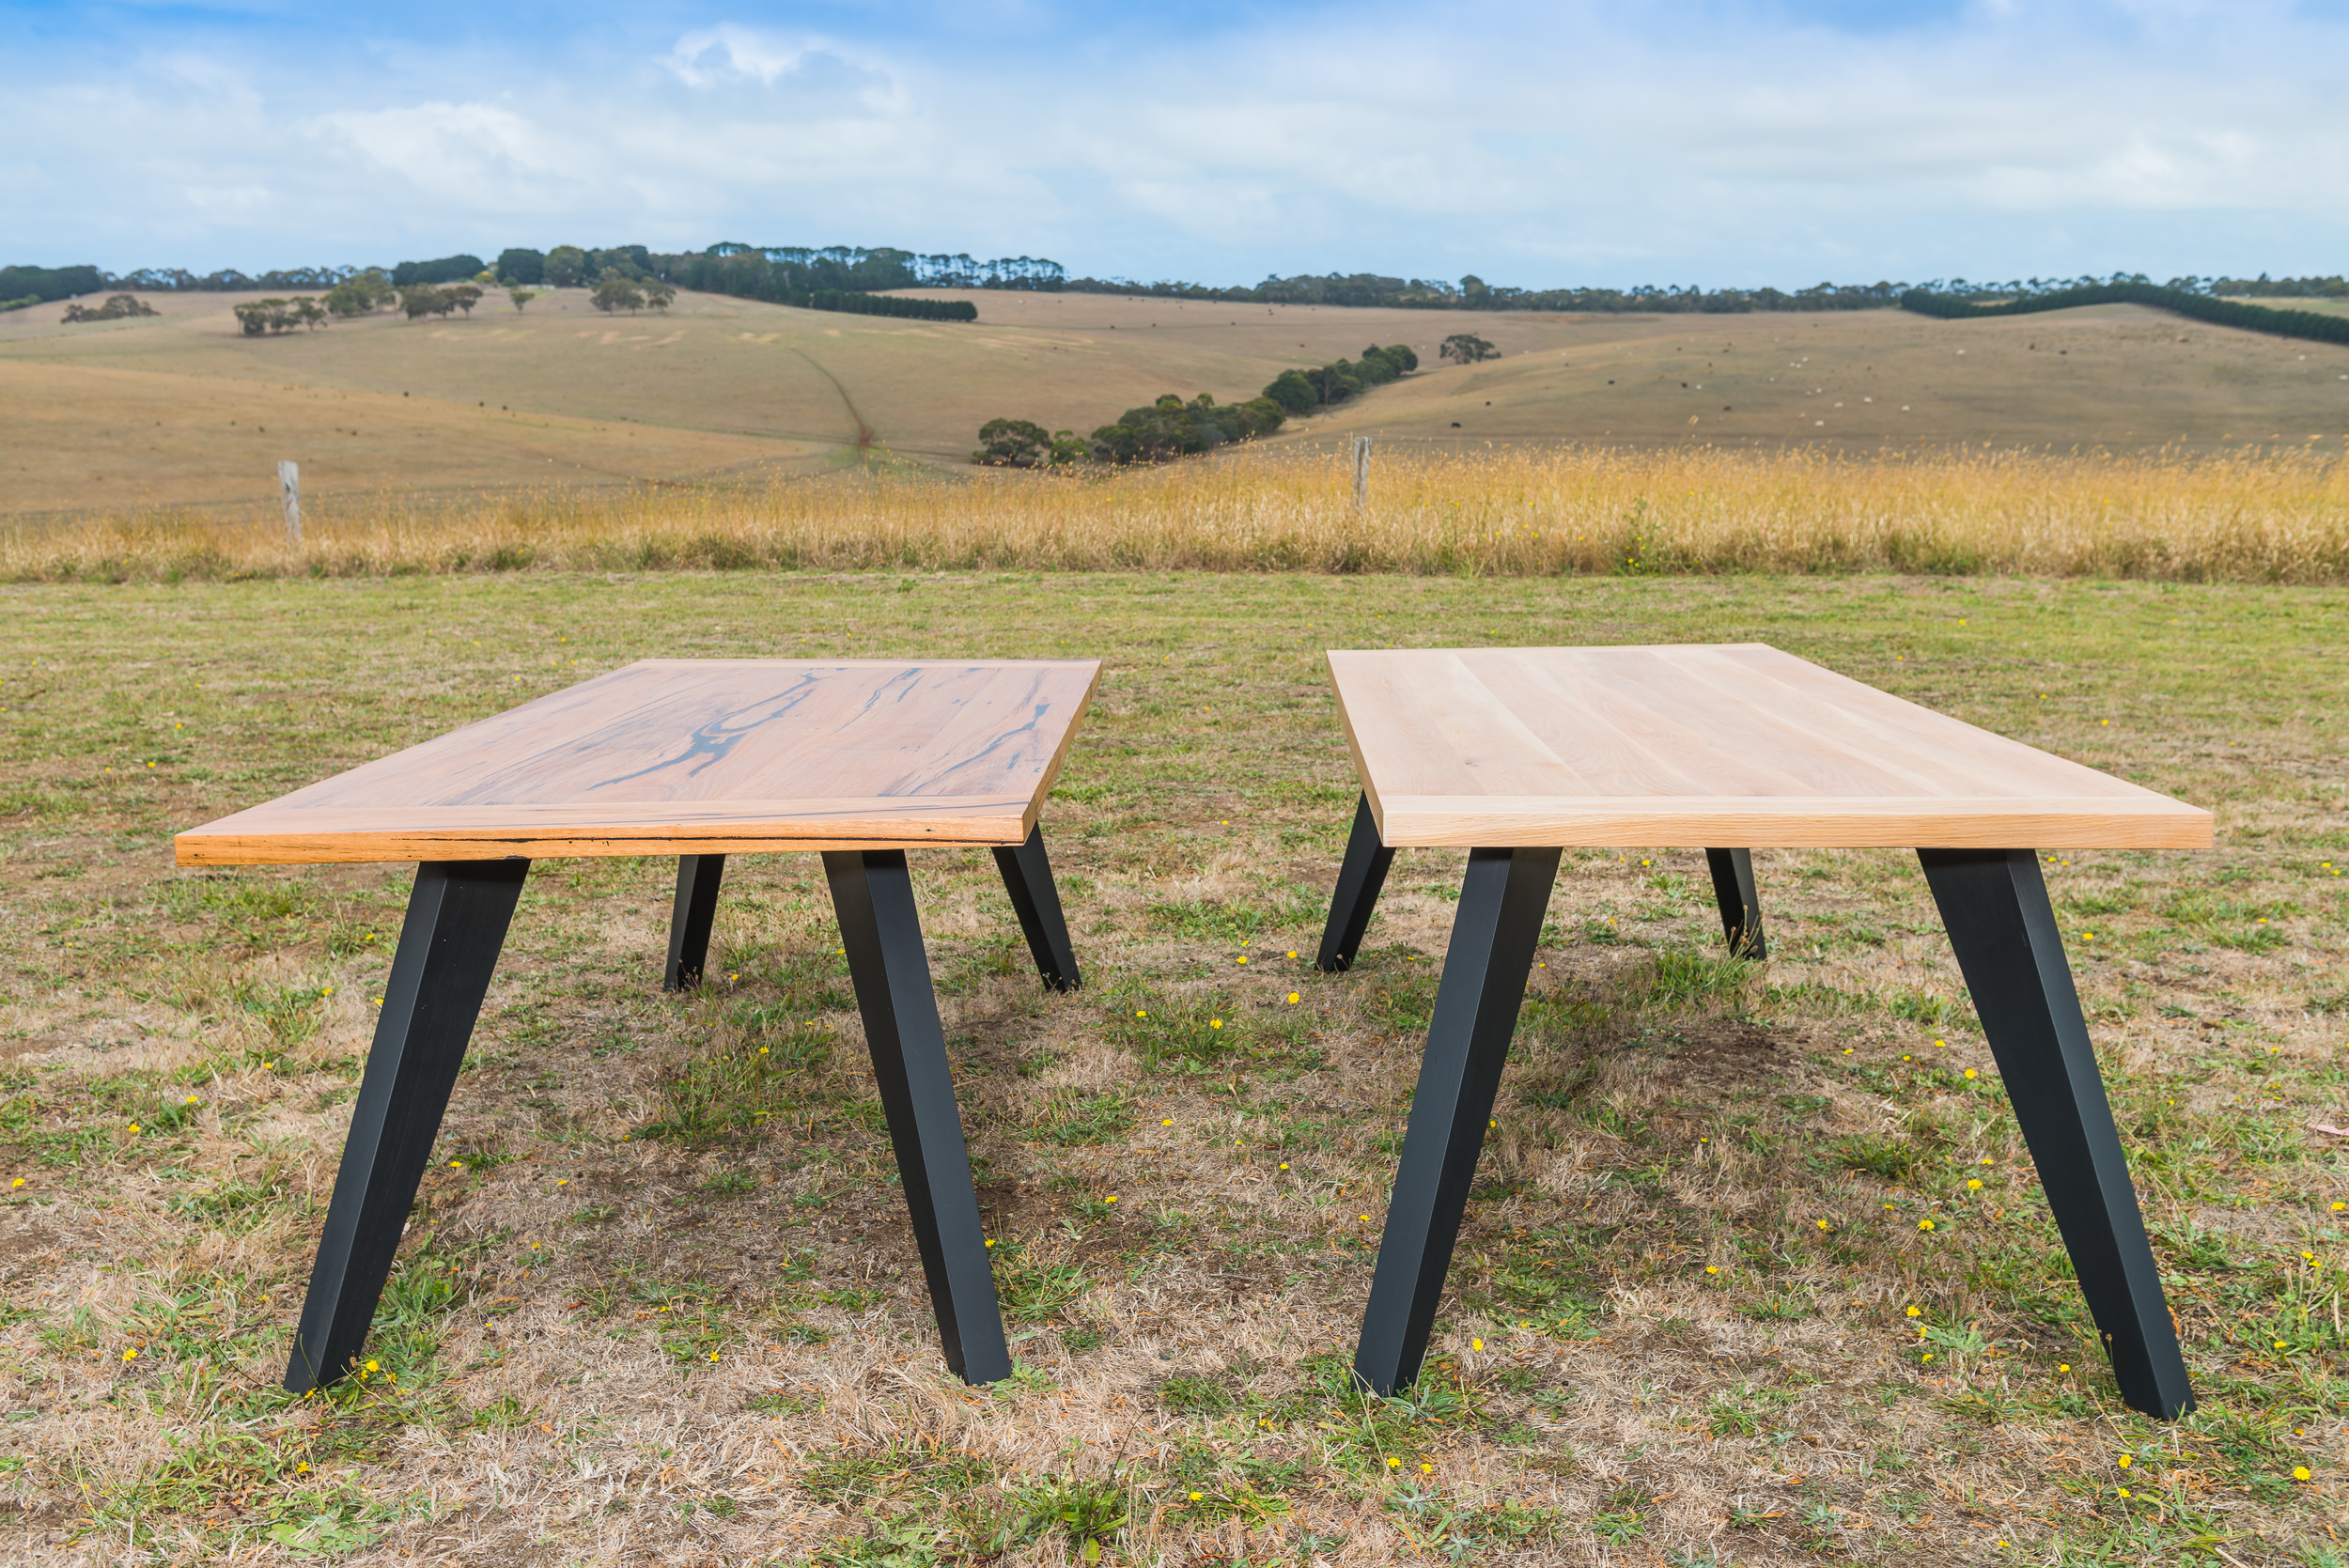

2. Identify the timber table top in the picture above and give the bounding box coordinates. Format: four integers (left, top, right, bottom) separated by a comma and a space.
1330, 644, 2211, 849
176, 659, 1103, 866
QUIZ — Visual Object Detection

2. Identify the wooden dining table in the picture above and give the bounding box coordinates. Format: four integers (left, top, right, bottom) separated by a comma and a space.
177, 658, 1102, 1392
1310, 644, 2211, 1421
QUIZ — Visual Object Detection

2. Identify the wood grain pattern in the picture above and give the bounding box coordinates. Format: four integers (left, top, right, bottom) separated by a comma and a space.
177, 660, 1102, 865
1331, 644, 2212, 849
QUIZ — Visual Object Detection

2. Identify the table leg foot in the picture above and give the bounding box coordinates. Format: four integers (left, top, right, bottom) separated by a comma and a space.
1919, 847, 2194, 1421
1355, 846, 1562, 1396
285, 860, 528, 1394
663, 854, 727, 992
990, 826, 1081, 992
1704, 847, 1766, 959
1316, 793, 1396, 973
823, 849, 1012, 1385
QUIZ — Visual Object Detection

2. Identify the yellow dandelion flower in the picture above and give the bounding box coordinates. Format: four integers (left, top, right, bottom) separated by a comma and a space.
1963, 1068, 1978, 1080
1919, 1219, 1936, 1232
1906, 1306, 1921, 1317
1105, 1195, 1118, 1203
1279, 1163, 1289, 1171
2296, 1467, 2314, 1482
1161, 1118, 1173, 1126
1815, 1219, 1831, 1231
184, 1094, 200, 1105
2059, 1363, 2071, 1372
1189, 1491, 1203, 1501
1386, 1457, 1400, 1469
2116, 1486, 2130, 1498
123, 1348, 138, 1361
1135, 1010, 1147, 1018
1285, 951, 1298, 959
1237, 957, 1248, 965
128, 1124, 141, 1134
1420, 1463, 1433, 1474
365, 1360, 378, 1372
1921, 1352, 1935, 1361
449, 1160, 464, 1170
1471, 1338, 1483, 1351
1968, 1179, 1983, 1190
1209, 1019, 1223, 1030
1286, 992, 1299, 1004
1705, 1265, 1719, 1275
9, 1177, 22, 1188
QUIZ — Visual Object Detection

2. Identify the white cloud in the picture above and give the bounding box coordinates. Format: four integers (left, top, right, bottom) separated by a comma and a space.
5, 1, 2347, 282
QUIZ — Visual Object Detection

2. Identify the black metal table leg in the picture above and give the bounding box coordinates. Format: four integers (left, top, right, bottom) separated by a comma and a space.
1918, 847, 2194, 1420
663, 853, 726, 991
1355, 846, 1562, 1395
285, 859, 529, 1393
822, 849, 1012, 1385
1704, 847, 1766, 959
1316, 792, 1397, 973
990, 825, 1081, 992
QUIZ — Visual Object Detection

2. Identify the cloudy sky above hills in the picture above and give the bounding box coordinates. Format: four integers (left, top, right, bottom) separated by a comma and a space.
6, 0, 2345, 287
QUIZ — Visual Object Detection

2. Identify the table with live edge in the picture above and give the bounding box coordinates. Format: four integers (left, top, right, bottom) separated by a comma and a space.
1309, 644, 2212, 1420
175, 659, 1102, 1393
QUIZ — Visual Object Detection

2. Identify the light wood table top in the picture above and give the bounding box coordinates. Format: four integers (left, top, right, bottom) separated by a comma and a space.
177, 660, 1103, 866
1330, 644, 2211, 849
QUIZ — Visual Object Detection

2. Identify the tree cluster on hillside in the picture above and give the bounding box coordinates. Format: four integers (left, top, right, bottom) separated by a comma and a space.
591, 273, 677, 313
391, 255, 487, 287
1438, 334, 1497, 365
975, 344, 1418, 468
324, 271, 397, 317
397, 284, 484, 320
1, 263, 105, 305
59, 293, 158, 323
1261, 345, 1420, 413
232, 297, 327, 334
1901, 281, 2349, 348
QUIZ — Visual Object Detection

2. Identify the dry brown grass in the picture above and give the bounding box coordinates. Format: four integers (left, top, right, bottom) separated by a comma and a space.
8, 442, 2348, 584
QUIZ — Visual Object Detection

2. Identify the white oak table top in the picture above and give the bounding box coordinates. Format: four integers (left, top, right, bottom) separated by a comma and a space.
176, 660, 1103, 866
1330, 644, 2211, 849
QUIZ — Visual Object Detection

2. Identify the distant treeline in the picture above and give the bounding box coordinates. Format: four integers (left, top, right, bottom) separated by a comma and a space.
1900, 281, 2349, 347
1058, 269, 2349, 316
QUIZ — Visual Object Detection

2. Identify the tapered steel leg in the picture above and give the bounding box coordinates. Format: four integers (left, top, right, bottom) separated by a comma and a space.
1316, 793, 1397, 973
990, 826, 1081, 992
1704, 847, 1766, 959
822, 849, 1011, 1384
664, 853, 726, 991
1919, 847, 2193, 1421
1355, 846, 1563, 1395
285, 859, 528, 1393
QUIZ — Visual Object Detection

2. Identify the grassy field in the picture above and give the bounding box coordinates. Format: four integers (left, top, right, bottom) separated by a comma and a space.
6, 442, 2347, 586
4, 287, 2346, 520
1, 571, 2344, 1565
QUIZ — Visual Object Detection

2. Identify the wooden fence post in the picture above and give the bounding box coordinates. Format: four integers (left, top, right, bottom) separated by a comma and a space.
278, 461, 302, 542
1352, 436, 1373, 517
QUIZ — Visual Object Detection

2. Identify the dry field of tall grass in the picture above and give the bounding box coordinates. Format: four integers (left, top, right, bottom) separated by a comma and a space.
0, 568, 2344, 1567
7, 443, 2346, 585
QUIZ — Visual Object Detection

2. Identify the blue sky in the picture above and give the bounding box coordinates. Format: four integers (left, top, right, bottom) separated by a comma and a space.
3, 1, 2344, 287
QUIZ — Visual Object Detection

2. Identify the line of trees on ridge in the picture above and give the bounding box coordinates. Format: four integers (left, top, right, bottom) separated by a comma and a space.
1899, 280, 2349, 348
975, 345, 1419, 468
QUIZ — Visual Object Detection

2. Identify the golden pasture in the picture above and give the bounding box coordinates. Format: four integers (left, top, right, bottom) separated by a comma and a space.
3, 286, 2347, 520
